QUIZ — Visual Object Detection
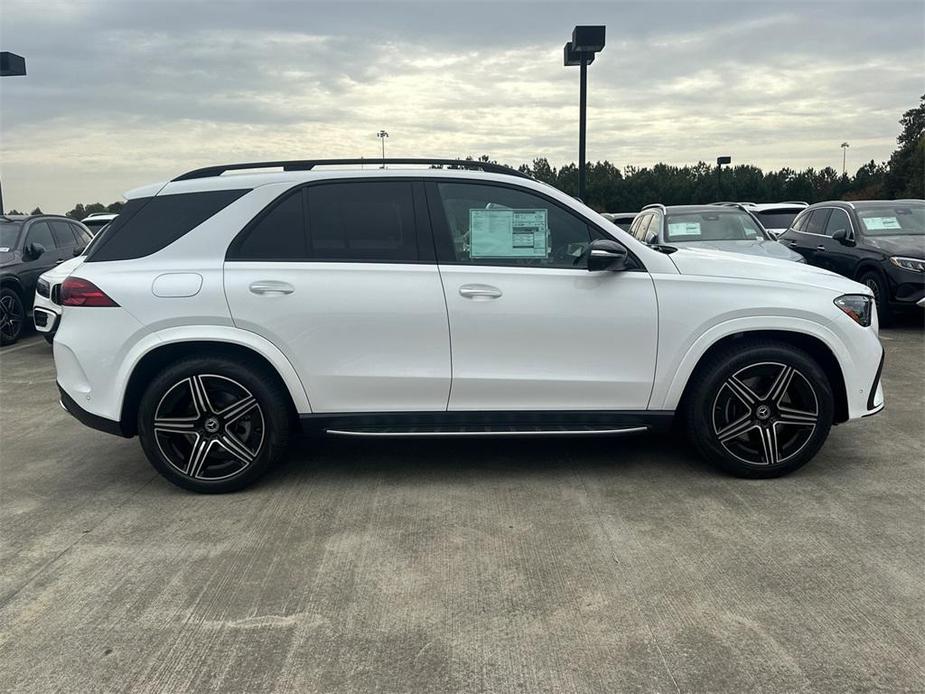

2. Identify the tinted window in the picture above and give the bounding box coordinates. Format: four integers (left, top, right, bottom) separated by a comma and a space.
25, 221, 57, 251
0, 221, 22, 249
70, 223, 93, 247
432, 182, 591, 268
805, 209, 831, 235
307, 181, 419, 262
630, 213, 650, 240
756, 210, 800, 230
84, 219, 110, 233
824, 208, 852, 236
233, 190, 306, 260
50, 220, 77, 248
792, 212, 809, 232
644, 214, 662, 242
664, 210, 766, 242
855, 204, 925, 236
88, 189, 249, 262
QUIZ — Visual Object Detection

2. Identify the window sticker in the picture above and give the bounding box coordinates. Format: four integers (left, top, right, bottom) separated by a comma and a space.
668, 222, 702, 236
469, 208, 548, 258
861, 216, 901, 231
0, 247, 9, 253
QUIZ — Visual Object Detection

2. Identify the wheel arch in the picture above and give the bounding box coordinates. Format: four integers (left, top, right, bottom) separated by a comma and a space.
0, 275, 25, 299
853, 259, 885, 281
119, 338, 308, 436
676, 329, 849, 425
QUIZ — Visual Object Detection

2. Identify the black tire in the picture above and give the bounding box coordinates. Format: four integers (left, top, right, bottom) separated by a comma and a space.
858, 270, 893, 327
0, 287, 25, 346
137, 356, 291, 493
684, 339, 834, 478
44, 333, 55, 345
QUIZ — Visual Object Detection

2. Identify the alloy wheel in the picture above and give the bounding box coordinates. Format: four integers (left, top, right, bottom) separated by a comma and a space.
0, 294, 24, 343
153, 374, 265, 481
711, 361, 819, 466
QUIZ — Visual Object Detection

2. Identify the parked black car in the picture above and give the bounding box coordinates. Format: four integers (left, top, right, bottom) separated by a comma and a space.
0, 214, 93, 345
778, 200, 925, 324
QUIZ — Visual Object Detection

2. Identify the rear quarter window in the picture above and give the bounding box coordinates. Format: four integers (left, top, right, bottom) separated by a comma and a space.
87, 189, 249, 262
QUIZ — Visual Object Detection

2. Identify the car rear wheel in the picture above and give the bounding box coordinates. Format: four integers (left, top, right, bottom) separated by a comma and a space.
0, 288, 25, 346
859, 270, 892, 326
137, 357, 291, 493
684, 340, 834, 478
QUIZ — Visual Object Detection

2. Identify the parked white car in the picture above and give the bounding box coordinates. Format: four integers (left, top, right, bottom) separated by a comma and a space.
54, 159, 884, 493
716, 202, 809, 238
80, 213, 118, 235
33, 255, 85, 342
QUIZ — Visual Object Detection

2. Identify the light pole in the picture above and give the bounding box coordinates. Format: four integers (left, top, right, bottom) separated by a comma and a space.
563, 26, 605, 201
376, 130, 389, 166
716, 155, 731, 199
0, 52, 27, 214
841, 142, 849, 176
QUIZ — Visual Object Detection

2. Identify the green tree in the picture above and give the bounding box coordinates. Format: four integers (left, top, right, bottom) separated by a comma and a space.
884, 94, 925, 198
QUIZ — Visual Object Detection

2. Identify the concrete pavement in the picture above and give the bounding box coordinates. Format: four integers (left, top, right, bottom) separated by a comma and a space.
1, 320, 923, 693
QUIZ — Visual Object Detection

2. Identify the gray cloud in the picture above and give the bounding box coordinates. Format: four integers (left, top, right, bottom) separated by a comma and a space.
1, 0, 922, 211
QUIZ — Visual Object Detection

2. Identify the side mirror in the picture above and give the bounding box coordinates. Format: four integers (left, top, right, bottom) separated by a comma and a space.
587, 239, 628, 272
24, 242, 46, 261
831, 228, 853, 246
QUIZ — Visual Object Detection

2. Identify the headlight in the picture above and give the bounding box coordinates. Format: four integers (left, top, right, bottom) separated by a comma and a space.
36, 278, 50, 298
834, 294, 872, 327
890, 256, 925, 272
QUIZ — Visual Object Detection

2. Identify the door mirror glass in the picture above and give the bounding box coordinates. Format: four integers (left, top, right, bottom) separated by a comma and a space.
25, 242, 46, 260
587, 239, 628, 272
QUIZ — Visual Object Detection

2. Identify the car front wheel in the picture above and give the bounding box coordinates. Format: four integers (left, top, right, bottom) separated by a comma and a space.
859, 270, 892, 326
137, 356, 291, 493
684, 340, 834, 478
0, 287, 25, 346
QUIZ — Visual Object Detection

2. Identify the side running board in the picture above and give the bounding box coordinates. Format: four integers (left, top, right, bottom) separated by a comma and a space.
324, 424, 649, 438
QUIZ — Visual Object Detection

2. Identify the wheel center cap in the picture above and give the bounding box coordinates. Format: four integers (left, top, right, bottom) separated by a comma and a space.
204, 417, 220, 434
756, 404, 771, 421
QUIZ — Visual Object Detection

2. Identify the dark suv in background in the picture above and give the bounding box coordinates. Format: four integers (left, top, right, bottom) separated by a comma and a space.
0, 214, 93, 345
778, 200, 925, 324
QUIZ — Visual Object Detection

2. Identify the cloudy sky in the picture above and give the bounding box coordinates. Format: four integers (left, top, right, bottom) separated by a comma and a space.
1, 0, 923, 212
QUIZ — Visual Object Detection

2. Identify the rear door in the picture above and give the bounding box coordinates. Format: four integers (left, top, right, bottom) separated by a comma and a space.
224, 179, 451, 413
817, 207, 857, 277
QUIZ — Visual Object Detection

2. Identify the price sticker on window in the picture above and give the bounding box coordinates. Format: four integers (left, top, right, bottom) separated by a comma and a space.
469, 208, 548, 257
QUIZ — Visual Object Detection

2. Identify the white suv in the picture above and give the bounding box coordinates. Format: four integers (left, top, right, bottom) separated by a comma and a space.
54, 159, 884, 493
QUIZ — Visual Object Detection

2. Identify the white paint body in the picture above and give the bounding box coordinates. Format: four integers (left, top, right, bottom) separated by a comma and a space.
53, 169, 884, 428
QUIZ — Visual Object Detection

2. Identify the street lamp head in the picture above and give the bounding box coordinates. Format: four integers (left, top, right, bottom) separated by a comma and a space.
716, 156, 732, 166
563, 41, 595, 66
571, 25, 606, 53
841, 142, 849, 148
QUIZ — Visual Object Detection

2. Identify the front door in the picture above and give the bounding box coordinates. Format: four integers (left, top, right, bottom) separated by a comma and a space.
426, 180, 658, 412
224, 179, 451, 413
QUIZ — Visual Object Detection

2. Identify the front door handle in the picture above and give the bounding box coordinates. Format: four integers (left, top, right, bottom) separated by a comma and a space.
459, 284, 502, 300
249, 281, 294, 295
789, 240, 798, 246
816, 245, 826, 251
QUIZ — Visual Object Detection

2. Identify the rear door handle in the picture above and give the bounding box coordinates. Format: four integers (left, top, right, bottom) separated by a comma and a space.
816, 245, 826, 251
249, 281, 294, 295
459, 284, 502, 300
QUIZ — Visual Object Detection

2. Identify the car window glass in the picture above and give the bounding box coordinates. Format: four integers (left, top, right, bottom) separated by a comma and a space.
25, 221, 57, 251
664, 211, 765, 242
307, 181, 419, 262
805, 209, 832, 235
50, 220, 77, 248
824, 209, 851, 237
855, 204, 925, 236
631, 213, 650, 240
70, 223, 93, 247
791, 212, 808, 232
757, 210, 800, 230
434, 182, 591, 268
645, 214, 661, 242
233, 190, 306, 260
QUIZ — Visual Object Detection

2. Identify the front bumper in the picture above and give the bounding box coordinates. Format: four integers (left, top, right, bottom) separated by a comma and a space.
32, 291, 62, 334
58, 384, 130, 437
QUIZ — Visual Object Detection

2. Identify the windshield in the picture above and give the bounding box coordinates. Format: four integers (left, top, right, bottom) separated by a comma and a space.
0, 221, 22, 250
756, 210, 801, 230
856, 204, 925, 236
665, 210, 770, 243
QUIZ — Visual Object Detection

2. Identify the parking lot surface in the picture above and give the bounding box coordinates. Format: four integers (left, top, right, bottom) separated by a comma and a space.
1, 321, 923, 693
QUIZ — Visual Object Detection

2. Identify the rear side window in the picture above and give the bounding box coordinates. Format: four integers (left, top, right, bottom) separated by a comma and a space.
87, 189, 248, 262
233, 189, 307, 260
50, 221, 77, 248
307, 181, 419, 262
805, 209, 831, 235
25, 221, 57, 250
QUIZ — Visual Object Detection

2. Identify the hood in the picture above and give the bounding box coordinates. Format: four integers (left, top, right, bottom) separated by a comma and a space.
38, 255, 85, 283
0, 250, 18, 268
861, 234, 925, 258
674, 239, 804, 262
668, 246, 869, 296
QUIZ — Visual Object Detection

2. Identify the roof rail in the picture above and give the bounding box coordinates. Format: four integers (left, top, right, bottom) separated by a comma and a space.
172, 158, 533, 182
781, 200, 809, 205
640, 203, 667, 212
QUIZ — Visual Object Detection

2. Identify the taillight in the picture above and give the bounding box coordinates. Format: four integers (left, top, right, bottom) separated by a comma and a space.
61, 277, 120, 307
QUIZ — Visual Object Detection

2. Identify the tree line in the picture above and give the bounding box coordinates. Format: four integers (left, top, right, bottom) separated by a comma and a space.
13, 95, 921, 218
